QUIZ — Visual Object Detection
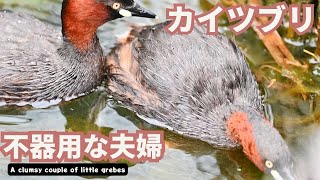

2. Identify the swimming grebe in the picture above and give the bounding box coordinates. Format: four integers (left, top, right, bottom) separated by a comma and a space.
107, 22, 297, 179
0, 0, 156, 106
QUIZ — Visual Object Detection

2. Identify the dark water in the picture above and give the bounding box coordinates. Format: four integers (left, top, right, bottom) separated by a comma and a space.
0, 0, 320, 179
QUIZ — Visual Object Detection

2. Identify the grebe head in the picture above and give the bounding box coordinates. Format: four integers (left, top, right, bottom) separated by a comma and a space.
61, 0, 156, 50
227, 109, 297, 180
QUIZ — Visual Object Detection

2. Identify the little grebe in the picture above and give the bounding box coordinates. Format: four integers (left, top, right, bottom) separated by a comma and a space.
107, 22, 297, 179
0, 0, 156, 107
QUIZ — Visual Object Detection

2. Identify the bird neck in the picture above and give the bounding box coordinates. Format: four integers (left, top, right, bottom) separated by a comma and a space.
226, 110, 265, 171
61, 0, 109, 52
62, 25, 100, 52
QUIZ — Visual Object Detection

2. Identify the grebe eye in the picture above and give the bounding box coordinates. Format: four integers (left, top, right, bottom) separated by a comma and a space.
265, 160, 273, 169
112, 3, 121, 10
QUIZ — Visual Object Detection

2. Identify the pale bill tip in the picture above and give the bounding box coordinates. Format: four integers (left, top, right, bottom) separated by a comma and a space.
119, 9, 132, 17
270, 170, 284, 180
155, 16, 160, 19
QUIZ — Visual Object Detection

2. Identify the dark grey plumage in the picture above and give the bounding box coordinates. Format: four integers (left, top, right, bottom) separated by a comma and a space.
108, 22, 263, 148
0, 11, 104, 104
108, 22, 297, 178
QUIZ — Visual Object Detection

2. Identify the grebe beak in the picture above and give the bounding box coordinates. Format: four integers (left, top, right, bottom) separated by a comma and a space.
119, 2, 156, 19
270, 166, 299, 180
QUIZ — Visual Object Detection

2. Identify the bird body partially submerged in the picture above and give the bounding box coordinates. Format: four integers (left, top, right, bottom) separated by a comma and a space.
0, 7, 105, 105
0, 0, 156, 106
108, 22, 296, 179
108, 23, 262, 148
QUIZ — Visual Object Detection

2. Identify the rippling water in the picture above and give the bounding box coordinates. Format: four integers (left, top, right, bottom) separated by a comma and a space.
0, 0, 320, 179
